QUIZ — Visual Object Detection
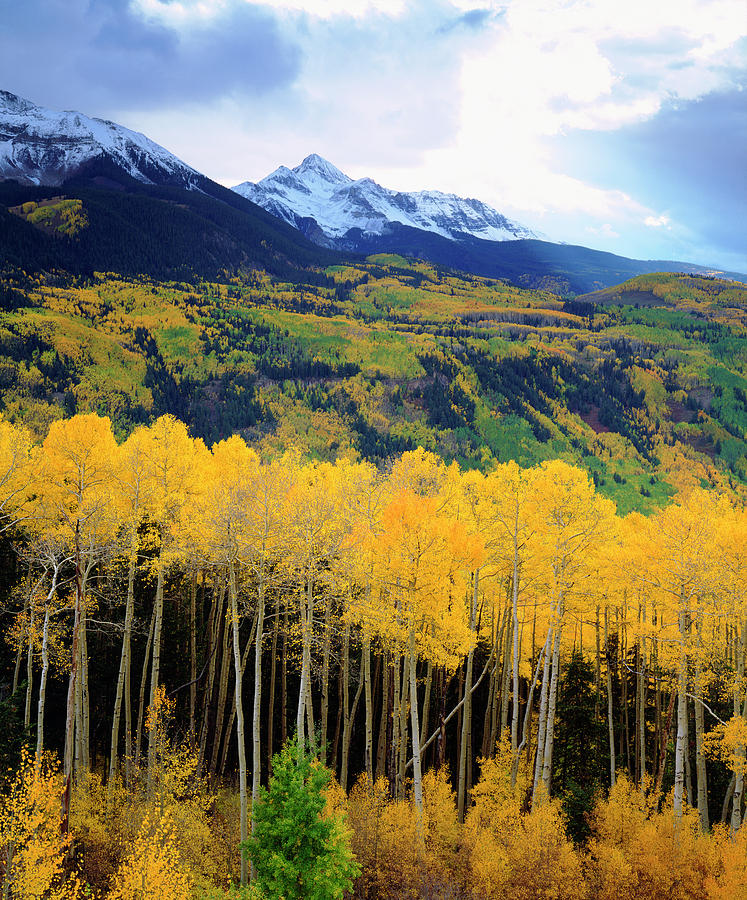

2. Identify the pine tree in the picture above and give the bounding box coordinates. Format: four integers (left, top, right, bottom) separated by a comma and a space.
243, 739, 359, 900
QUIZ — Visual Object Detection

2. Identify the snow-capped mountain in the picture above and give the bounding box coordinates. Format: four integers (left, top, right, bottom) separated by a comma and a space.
232, 154, 537, 246
0, 90, 201, 188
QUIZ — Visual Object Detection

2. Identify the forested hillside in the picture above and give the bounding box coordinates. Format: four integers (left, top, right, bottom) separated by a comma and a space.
1, 259, 745, 511
0, 248, 746, 898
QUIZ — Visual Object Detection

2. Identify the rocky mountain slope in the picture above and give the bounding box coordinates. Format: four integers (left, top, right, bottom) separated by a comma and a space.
0, 89, 201, 188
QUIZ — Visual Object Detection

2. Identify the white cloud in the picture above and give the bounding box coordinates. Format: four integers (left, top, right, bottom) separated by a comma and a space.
135, 0, 407, 25
587, 223, 621, 238
644, 214, 672, 228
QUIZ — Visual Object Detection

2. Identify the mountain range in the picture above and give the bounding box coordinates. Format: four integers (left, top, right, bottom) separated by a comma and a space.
232, 153, 538, 245
1, 89, 744, 292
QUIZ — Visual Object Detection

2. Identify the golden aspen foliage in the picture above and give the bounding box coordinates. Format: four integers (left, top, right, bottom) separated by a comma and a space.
361, 488, 482, 666
105, 813, 191, 900
703, 715, 747, 775
586, 774, 718, 900
0, 749, 82, 900
0, 417, 33, 530
72, 687, 233, 896
704, 823, 747, 900
465, 742, 586, 900
346, 769, 464, 900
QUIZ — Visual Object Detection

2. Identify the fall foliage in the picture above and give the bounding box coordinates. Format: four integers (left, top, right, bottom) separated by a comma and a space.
0, 411, 745, 898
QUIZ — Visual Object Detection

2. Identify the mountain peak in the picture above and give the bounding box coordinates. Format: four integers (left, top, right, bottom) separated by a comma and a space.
0, 89, 37, 115
294, 153, 351, 184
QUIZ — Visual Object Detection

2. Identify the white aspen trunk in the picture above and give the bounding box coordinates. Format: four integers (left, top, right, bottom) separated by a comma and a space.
605, 607, 616, 788
198, 576, 225, 773
398, 654, 409, 798
541, 607, 563, 794
12, 594, 27, 695
511, 517, 521, 756
532, 624, 553, 806
210, 609, 233, 776
36, 604, 50, 759
512, 630, 551, 787
35, 566, 58, 760
189, 570, 197, 742
24, 599, 34, 729
488, 607, 509, 754
421, 658, 433, 764
638, 602, 647, 793
458, 570, 479, 822
251, 575, 265, 855
267, 604, 279, 774
363, 632, 373, 782
305, 670, 315, 747
392, 654, 401, 796
341, 634, 364, 790
673, 604, 688, 817
110, 537, 137, 783
228, 560, 249, 886
219, 632, 255, 778
134, 607, 155, 771
409, 631, 424, 830
320, 593, 333, 763
694, 689, 708, 829
340, 624, 351, 786
376, 656, 389, 781
80, 592, 90, 772
694, 622, 708, 831
296, 577, 311, 749
62, 524, 83, 832
499, 613, 512, 736
147, 541, 166, 781
731, 621, 746, 832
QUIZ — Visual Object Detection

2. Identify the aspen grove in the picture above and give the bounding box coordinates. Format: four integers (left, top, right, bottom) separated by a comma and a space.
1, 411, 746, 899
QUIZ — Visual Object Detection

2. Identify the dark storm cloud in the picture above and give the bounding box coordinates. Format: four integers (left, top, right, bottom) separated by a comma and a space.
555, 88, 747, 259
0, 0, 301, 113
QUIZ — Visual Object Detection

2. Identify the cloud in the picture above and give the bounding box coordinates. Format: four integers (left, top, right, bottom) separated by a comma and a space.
587, 223, 621, 239
554, 87, 747, 264
0, 0, 300, 115
644, 215, 671, 228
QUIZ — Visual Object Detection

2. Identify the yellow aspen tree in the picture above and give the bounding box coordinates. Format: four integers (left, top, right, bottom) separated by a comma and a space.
641, 488, 722, 820
713, 497, 747, 830
337, 460, 387, 784
37, 413, 118, 826
283, 458, 351, 751
362, 488, 482, 823
484, 462, 537, 784
198, 435, 253, 883
109, 426, 153, 787
528, 460, 615, 807
139, 415, 208, 776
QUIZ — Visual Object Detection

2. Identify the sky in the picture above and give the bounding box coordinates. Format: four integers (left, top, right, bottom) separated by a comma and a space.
2, 0, 745, 270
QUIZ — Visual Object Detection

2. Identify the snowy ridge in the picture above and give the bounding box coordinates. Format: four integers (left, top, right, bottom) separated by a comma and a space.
232, 153, 537, 244
0, 90, 201, 187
